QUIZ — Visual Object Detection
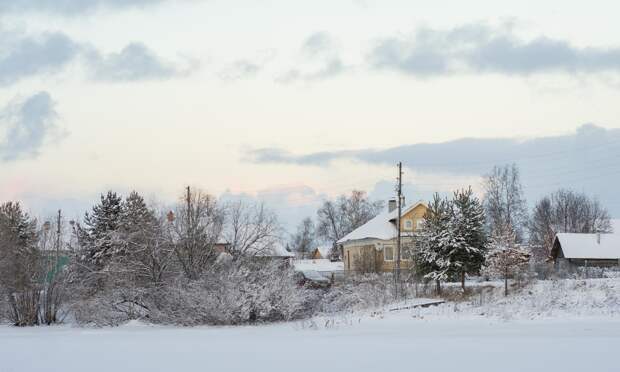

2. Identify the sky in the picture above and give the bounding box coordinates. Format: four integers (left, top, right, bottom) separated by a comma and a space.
1, 0, 620, 231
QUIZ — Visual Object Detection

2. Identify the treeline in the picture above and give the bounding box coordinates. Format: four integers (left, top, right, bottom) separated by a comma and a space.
287, 164, 613, 295
0, 188, 306, 327
0, 164, 613, 327
415, 164, 612, 295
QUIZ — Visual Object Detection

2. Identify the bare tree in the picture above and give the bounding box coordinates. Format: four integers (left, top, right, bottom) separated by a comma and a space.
223, 201, 281, 259
529, 189, 611, 259
484, 222, 530, 296
317, 190, 383, 258
168, 187, 224, 280
482, 164, 528, 243
290, 217, 315, 259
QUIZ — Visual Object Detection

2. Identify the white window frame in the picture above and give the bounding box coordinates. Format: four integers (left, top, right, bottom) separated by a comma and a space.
383, 245, 394, 261
416, 219, 425, 230
404, 219, 413, 230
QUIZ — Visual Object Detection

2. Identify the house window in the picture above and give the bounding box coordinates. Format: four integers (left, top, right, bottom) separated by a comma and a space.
416, 220, 425, 230
404, 219, 413, 230
401, 244, 413, 260
384, 246, 394, 261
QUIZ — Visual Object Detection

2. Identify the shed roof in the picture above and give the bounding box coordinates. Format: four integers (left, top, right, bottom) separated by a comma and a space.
611, 219, 620, 233
553, 233, 620, 260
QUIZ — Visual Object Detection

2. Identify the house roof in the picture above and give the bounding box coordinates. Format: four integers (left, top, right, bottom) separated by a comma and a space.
217, 239, 294, 257
553, 233, 620, 260
611, 219, 620, 233
258, 241, 295, 257
293, 259, 344, 272
337, 201, 426, 244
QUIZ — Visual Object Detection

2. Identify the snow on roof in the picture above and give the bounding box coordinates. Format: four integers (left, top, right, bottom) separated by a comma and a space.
217, 239, 294, 257
554, 233, 620, 259
259, 241, 294, 257
293, 259, 344, 272
337, 201, 425, 244
611, 219, 620, 233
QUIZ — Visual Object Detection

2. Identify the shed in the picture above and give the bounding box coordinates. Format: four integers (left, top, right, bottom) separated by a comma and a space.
550, 233, 620, 267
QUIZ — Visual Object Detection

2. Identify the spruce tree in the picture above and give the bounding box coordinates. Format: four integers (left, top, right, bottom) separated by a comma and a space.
451, 187, 487, 290
0, 202, 41, 325
121, 191, 158, 236
416, 194, 455, 294
82, 191, 124, 266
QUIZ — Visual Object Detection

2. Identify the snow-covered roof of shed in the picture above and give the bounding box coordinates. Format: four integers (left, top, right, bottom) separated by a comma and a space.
337, 201, 426, 244
554, 233, 620, 259
257, 241, 294, 257
217, 239, 294, 257
611, 219, 620, 233
293, 259, 344, 272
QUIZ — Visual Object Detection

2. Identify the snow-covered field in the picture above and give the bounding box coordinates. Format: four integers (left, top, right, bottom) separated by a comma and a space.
1, 315, 619, 372
1, 278, 619, 372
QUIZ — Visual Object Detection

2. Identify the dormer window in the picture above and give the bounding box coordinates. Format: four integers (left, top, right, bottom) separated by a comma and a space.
404, 219, 413, 230
416, 220, 425, 230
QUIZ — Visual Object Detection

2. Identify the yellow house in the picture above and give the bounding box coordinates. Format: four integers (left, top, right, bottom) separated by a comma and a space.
337, 199, 428, 273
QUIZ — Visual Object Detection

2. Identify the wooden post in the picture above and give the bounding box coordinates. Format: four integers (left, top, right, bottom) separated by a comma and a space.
394, 162, 403, 299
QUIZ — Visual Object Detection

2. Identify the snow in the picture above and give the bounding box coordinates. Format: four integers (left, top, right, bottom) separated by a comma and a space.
1, 315, 618, 372
611, 218, 620, 233
267, 241, 295, 257
1, 279, 619, 371
555, 233, 620, 259
337, 201, 426, 244
337, 209, 397, 243
293, 259, 344, 272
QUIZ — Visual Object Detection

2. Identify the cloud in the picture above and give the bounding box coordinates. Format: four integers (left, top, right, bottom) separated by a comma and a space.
86, 42, 182, 81
368, 23, 620, 77
246, 124, 620, 216
0, 0, 168, 15
247, 123, 620, 173
0, 91, 66, 161
0, 29, 190, 85
277, 32, 347, 83
302, 32, 337, 58
219, 60, 261, 80
0, 32, 81, 86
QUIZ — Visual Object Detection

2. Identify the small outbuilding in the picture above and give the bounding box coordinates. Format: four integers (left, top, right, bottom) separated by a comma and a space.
550, 233, 620, 267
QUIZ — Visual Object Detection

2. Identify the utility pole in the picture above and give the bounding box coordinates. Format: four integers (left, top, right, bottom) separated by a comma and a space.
186, 186, 191, 228
394, 162, 403, 299
55, 210, 62, 267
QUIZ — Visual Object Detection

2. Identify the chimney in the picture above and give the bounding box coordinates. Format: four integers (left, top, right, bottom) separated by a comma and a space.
388, 198, 397, 212
597, 232, 601, 244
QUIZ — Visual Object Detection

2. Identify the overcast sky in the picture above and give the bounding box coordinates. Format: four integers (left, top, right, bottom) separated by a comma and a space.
2, 0, 620, 230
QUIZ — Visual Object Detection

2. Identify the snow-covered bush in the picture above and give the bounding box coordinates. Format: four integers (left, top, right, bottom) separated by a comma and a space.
315, 274, 416, 314
149, 259, 309, 326
71, 259, 309, 326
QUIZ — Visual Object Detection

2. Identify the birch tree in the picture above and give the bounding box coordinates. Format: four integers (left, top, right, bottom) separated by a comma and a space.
483, 164, 528, 242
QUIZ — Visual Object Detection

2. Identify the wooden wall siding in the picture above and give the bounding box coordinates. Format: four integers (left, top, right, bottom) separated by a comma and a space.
400, 203, 427, 232
343, 243, 415, 273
